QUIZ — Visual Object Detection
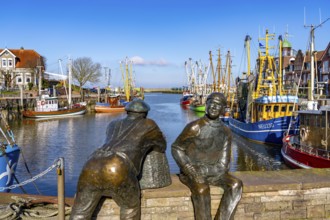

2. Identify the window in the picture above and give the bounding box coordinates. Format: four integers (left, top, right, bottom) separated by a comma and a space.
305, 63, 310, 70
16, 73, 23, 84
289, 106, 293, 112
274, 105, 279, 112
289, 65, 294, 72
2, 59, 7, 67
306, 115, 310, 126
322, 115, 325, 127
8, 58, 13, 67
316, 116, 320, 127
25, 73, 31, 84
300, 115, 305, 125
324, 61, 329, 73
258, 105, 262, 112
281, 106, 287, 112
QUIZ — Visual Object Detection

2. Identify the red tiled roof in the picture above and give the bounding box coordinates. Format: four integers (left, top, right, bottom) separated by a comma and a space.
0, 48, 44, 68
304, 50, 325, 62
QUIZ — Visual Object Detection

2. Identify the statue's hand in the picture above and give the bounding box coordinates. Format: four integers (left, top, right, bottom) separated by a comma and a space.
183, 164, 205, 183
194, 175, 206, 184
182, 164, 197, 176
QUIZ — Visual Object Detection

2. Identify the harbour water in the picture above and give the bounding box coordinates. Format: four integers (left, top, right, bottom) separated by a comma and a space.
9, 93, 289, 197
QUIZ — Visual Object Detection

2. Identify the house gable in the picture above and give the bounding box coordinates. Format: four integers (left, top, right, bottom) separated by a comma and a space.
320, 42, 330, 61
0, 48, 16, 58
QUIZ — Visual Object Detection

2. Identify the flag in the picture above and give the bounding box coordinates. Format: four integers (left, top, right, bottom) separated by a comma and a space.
259, 43, 265, 48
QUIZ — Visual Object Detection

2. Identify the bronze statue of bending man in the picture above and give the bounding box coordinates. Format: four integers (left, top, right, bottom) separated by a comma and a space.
70, 99, 167, 220
172, 92, 242, 220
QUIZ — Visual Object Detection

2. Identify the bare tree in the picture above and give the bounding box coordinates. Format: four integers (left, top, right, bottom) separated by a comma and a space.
72, 57, 102, 95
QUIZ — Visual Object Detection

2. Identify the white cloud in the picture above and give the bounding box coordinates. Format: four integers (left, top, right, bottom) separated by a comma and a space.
130, 56, 169, 66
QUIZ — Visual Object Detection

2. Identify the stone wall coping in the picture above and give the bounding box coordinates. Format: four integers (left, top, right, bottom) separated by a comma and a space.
143, 168, 330, 198
1, 168, 330, 204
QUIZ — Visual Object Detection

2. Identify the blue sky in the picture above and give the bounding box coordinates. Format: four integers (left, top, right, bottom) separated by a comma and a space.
2, 0, 330, 88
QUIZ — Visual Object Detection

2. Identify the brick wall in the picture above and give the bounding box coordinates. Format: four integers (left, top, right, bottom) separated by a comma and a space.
93, 168, 330, 220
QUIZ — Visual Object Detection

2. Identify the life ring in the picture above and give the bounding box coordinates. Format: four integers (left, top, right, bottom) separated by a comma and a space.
300, 128, 306, 141
41, 101, 45, 105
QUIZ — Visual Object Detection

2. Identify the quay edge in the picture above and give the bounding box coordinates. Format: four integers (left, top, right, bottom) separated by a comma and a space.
1, 169, 330, 219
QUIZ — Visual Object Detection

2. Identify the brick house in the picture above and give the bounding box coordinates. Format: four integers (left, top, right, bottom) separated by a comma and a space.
0, 47, 45, 89
320, 42, 330, 95
283, 42, 330, 96
276, 38, 297, 90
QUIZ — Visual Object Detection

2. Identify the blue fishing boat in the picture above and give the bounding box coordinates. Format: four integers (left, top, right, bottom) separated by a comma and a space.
228, 31, 299, 145
0, 118, 20, 192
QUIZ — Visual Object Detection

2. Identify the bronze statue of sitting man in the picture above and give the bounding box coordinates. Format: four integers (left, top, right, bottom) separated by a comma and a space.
172, 92, 243, 220
70, 99, 168, 220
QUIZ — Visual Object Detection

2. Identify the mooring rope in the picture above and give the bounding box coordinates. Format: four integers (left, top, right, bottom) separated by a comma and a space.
0, 196, 71, 219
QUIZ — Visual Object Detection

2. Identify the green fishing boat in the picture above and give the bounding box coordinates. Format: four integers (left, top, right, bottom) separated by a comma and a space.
189, 103, 205, 112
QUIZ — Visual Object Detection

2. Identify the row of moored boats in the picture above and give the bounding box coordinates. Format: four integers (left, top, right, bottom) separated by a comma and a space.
180, 26, 330, 169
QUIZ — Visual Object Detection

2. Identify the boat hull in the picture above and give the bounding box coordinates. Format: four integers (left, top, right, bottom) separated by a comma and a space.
190, 104, 205, 112
22, 106, 86, 118
180, 99, 192, 106
220, 116, 230, 124
228, 116, 298, 145
0, 144, 20, 192
94, 105, 125, 113
281, 138, 330, 169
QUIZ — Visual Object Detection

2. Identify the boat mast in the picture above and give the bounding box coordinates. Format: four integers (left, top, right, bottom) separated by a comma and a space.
245, 35, 251, 77
309, 26, 315, 101
306, 17, 330, 102
209, 51, 216, 92
216, 49, 222, 92
185, 58, 196, 94
68, 58, 72, 106
278, 35, 283, 95
120, 57, 132, 102
245, 35, 252, 122
225, 50, 231, 97
256, 29, 276, 98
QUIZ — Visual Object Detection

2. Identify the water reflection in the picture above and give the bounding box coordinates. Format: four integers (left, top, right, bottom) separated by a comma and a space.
231, 132, 287, 171
8, 93, 289, 197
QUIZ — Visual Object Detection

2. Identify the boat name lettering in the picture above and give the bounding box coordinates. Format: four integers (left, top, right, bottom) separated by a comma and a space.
258, 123, 274, 129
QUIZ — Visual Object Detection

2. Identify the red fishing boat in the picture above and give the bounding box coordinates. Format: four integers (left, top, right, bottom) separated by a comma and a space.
180, 92, 194, 106
281, 22, 330, 168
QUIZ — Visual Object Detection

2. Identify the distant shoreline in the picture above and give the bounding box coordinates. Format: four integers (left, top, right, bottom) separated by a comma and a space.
144, 88, 181, 94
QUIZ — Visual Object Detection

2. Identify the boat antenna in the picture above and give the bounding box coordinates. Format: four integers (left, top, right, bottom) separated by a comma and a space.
304, 7, 306, 27
304, 8, 329, 100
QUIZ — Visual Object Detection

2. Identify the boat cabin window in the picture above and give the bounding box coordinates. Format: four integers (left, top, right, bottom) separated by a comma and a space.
315, 115, 320, 127
266, 106, 271, 112
321, 115, 326, 127
289, 105, 293, 112
310, 115, 315, 127
306, 115, 310, 126
300, 114, 305, 125
281, 106, 286, 112
274, 105, 279, 112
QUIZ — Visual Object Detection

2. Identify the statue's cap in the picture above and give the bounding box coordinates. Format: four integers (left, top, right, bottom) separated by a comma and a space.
206, 92, 226, 103
125, 99, 150, 113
